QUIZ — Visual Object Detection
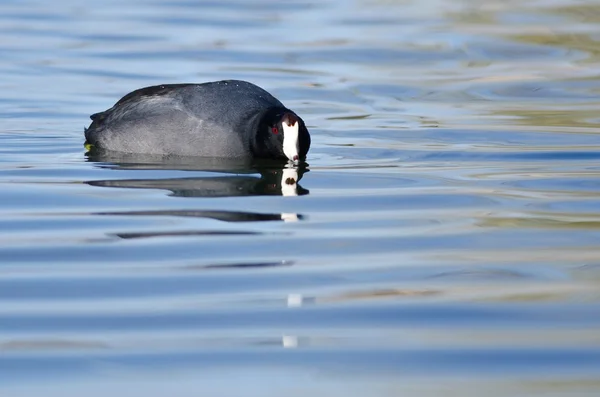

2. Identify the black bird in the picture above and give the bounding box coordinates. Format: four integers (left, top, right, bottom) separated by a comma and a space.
85, 80, 311, 162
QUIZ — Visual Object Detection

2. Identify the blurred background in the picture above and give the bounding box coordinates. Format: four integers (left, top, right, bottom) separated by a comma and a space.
1, 0, 600, 396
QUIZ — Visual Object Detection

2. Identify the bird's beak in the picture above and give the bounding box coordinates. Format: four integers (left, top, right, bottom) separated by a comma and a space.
282, 114, 299, 163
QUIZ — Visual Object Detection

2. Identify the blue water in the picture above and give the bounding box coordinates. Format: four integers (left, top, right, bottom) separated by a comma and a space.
2, 0, 600, 396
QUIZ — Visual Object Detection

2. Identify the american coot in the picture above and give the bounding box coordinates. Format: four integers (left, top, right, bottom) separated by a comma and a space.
84, 80, 311, 162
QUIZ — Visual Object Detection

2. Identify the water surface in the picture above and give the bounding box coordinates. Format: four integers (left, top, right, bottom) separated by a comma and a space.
2, 0, 600, 396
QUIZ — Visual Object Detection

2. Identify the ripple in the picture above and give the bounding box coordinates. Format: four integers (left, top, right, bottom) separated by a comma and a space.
2, 0, 600, 394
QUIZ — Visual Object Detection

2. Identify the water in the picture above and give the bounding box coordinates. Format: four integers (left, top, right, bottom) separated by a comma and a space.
2, 0, 600, 395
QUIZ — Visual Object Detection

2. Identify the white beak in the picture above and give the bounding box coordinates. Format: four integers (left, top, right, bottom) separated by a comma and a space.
282, 115, 300, 163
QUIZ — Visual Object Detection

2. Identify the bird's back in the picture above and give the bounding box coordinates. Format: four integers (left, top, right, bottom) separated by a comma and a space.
85, 80, 285, 157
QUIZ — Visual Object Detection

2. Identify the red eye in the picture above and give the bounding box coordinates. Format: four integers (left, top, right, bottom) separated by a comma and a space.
271, 127, 279, 134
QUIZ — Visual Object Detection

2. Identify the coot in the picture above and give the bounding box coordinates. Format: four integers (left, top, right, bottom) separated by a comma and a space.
84, 80, 310, 162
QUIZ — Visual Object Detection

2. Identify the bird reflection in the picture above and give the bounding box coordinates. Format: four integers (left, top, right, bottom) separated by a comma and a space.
85, 149, 309, 197
95, 209, 304, 222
